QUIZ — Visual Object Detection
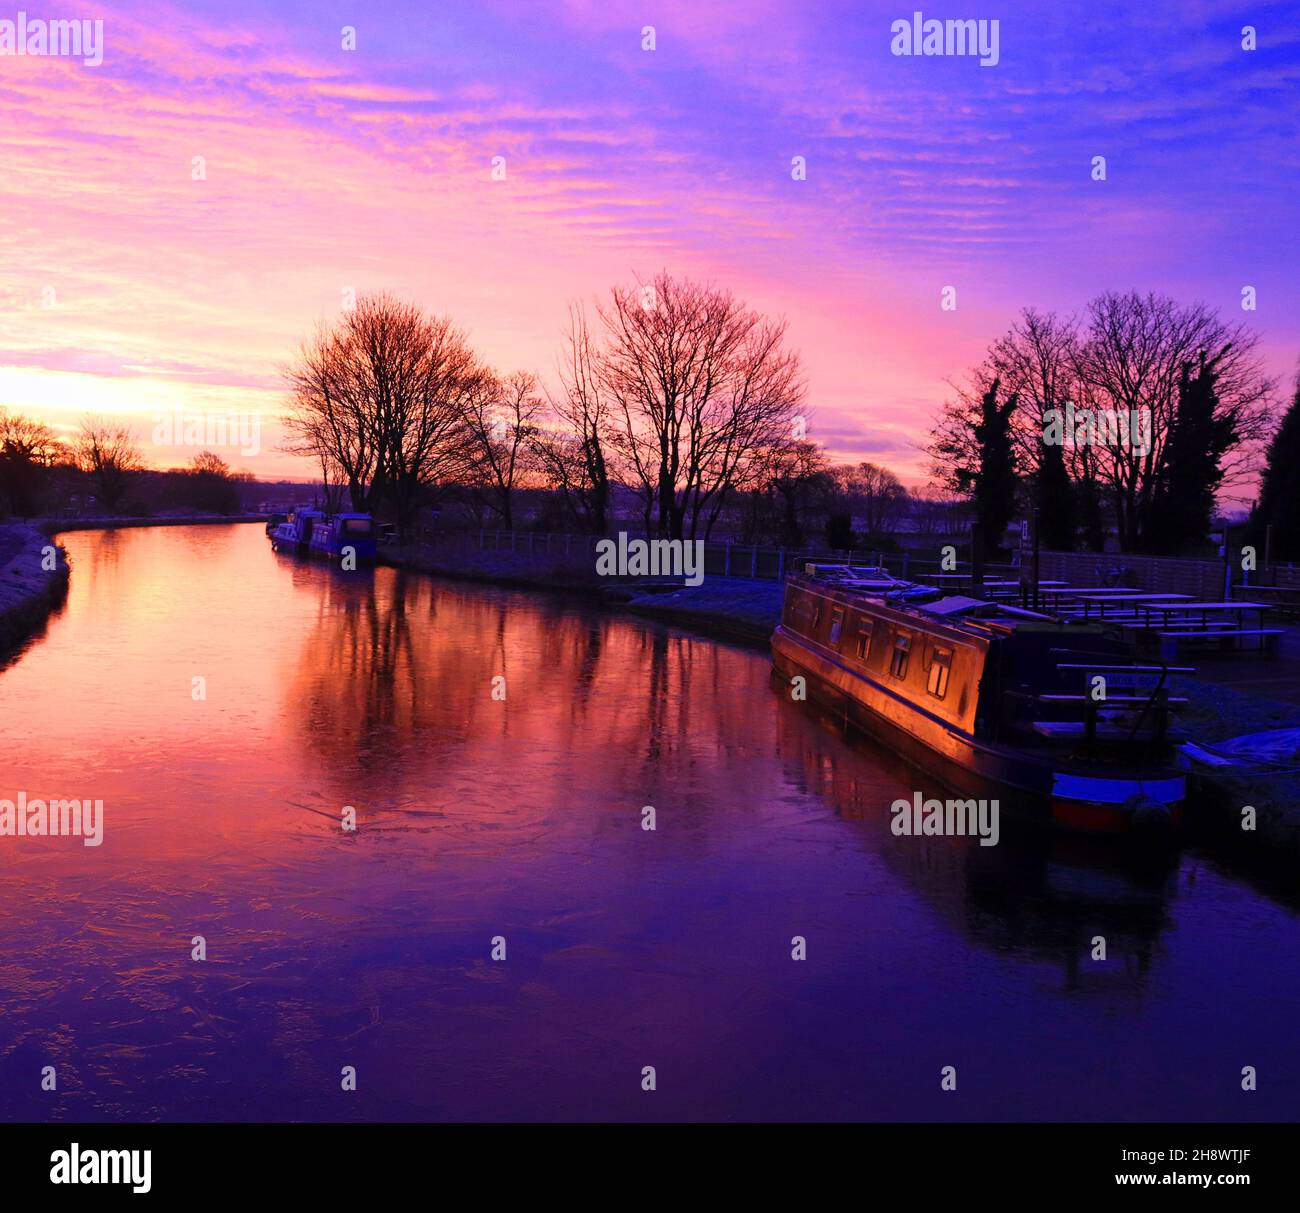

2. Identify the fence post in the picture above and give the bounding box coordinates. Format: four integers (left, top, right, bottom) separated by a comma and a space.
724, 542, 732, 577
751, 546, 758, 577
777, 548, 785, 581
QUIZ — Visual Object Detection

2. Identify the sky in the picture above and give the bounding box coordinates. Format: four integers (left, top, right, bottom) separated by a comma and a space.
1, 0, 1297, 485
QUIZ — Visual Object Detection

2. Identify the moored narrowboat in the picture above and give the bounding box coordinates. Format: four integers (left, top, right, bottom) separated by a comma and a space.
268, 510, 377, 564
771, 565, 1190, 835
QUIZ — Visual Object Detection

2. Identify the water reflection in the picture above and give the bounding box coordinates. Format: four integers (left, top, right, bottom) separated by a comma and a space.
0, 524, 1296, 1122
775, 703, 1179, 996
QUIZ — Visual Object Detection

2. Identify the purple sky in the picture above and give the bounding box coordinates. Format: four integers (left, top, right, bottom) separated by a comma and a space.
1, 0, 1296, 483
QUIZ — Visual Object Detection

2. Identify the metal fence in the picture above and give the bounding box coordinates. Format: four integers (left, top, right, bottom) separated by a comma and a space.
419, 528, 1010, 583
413, 527, 1300, 592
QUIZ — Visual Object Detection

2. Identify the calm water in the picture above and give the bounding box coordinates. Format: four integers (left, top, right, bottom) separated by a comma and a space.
1, 523, 1297, 1122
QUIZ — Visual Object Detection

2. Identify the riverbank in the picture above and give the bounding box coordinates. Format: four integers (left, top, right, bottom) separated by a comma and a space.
380, 537, 782, 644
0, 523, 71, 659
37, 512, 267, 535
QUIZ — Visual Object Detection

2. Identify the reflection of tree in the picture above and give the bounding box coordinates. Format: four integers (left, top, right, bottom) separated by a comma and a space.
284, 573, 789, 823
772, 698, 1177, 993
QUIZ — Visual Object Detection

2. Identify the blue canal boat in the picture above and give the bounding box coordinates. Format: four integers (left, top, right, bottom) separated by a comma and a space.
268, 509, 377, 564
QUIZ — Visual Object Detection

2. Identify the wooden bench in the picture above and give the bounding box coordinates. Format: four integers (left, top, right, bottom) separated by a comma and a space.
1030, 720, 1188, 742
1158, 628, 1282, 658
1053, 663, 1195, 674
1037, 693, 1188, 705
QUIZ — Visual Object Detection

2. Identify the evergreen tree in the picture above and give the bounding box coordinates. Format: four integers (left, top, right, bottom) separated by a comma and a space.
1144, 351, 1237, 553
1252, 379, 1300, 561
969, 379, 1019, 559
1036, 434, 1075, 549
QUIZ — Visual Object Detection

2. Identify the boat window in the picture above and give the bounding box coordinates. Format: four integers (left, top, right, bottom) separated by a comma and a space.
829, 608, 844, 645
855, 623, 872, 660
889, 632, 911, 679
927, 646, 952, 699
341, 518, 372, 535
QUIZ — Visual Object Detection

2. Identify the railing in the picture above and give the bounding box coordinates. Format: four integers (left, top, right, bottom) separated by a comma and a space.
395, 527, 1299, 591
400, 528, 1019, 583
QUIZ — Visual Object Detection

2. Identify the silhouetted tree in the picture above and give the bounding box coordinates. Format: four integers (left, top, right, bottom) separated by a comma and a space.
1145, 351, 1238, 553
597, 273, 806, 540
531, 305, 612, 534
464, 370, 542, 530
184, 450, 241, 514
283, 293, 484, 529
833, 462, 909, 540
75, 415, 143, 512
932, 378, 1019, 560
1035, 441, 1075, 549
1250, 379, 1300, 562
0, 407, 64, 516
824, 512, 855, 551
756, 440, 831, 546
1072, 291, 1273, 550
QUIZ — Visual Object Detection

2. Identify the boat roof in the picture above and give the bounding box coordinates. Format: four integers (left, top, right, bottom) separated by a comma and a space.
791, 566, 1066, 639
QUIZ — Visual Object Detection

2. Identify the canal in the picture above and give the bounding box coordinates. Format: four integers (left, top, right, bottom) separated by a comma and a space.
0, 523, 1296, 1121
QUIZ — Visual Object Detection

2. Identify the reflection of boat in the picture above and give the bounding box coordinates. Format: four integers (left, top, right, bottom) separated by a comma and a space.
269, 510, 377, 564
774, 696, 1177, 990
771, 564, 1189, 834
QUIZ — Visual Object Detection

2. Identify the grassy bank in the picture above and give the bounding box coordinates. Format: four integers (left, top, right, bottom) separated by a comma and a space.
37, 512, 267, 534
0, 524, 71, 660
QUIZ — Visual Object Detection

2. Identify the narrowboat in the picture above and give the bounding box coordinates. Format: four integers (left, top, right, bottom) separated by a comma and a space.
771, 565, 1190, 834
268, 510, 377, 564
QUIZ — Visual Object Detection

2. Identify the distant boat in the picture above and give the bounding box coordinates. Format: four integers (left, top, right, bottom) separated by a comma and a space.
268, 509, 377, 564
772, 564, 1189, 835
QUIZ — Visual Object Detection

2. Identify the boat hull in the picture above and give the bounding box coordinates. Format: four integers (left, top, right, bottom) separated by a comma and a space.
269, 517, 376, 564
771, 626, 1184, 836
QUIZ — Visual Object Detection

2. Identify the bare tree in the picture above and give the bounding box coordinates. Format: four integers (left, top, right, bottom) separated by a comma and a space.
834, 462, 910, 537
464, 370, 543, 530
1072, 291, 1275, 549
531, 305, 613, 534
596, 273, 806, 540
74, 415, 143, 511
0, 407, 65, 516
986, 310, 1083, 549
0, 408, 63, 464
742, 439, 831, 545
283, 293, 485, 529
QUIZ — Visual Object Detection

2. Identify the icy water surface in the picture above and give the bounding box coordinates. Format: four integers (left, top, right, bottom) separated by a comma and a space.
0, 523, 1296, 1121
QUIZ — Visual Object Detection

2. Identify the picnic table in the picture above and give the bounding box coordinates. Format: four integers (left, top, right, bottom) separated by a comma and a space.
1134, 600, 1271, 629
1134, 600, 1281, 655
1233, 585, 1300, 615
928, 573, 1019, 584
1072, 592, 1193, 620
1037, 585, 1143, 601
